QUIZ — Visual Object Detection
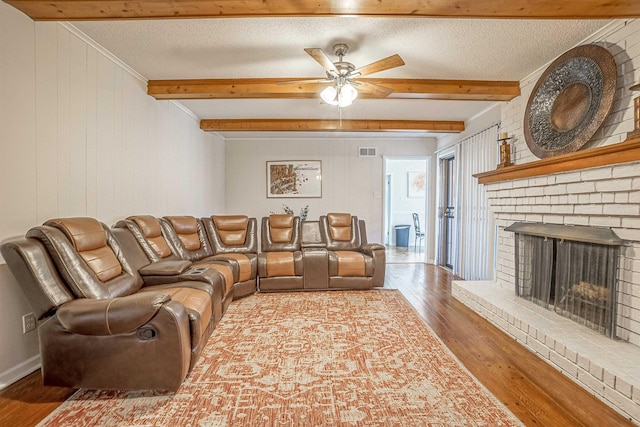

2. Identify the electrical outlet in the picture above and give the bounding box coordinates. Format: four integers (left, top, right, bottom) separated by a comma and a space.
22, 312, 37, 334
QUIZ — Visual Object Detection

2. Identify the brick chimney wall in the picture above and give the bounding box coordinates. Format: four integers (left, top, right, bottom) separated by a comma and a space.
485, 19, 640, 346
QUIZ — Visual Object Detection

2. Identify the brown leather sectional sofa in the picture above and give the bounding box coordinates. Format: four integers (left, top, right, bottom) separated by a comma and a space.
259, 213, 386, 291
0, 213, 384, 391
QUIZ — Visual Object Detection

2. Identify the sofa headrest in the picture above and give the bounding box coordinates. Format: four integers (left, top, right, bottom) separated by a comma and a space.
165, 216, 201, 251
46, 217, 106, 252
213, 215, 248, 246
129, 215, 172, 258
167, 216, 198, 235
327, 213, 352, 242
130, 215, 162, 238
45, 218, 122, 282
269, 214, 293, 243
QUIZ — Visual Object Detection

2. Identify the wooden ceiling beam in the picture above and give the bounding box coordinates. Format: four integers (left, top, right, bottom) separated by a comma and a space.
199, 119, 465, 133
148, 78, 521, 101
5, 0, 640, 20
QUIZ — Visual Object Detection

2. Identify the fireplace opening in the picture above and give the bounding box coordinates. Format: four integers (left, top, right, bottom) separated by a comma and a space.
506, 222, 623, 338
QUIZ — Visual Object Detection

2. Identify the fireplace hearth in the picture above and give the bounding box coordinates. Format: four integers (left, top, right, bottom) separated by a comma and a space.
505, 222, 623, 338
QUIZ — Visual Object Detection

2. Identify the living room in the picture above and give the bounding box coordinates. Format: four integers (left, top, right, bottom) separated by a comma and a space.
1, 1, 640, 425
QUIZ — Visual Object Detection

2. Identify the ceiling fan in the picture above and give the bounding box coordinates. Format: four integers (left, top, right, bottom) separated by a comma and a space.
280, 43, 405, 107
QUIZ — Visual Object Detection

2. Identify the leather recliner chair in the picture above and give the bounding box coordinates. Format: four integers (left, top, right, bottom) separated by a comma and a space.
114, 215, 233, 321
257, 214, 304, 291
201, 215, 258, 298
319, 213, 386, 289
158, 215, 238, 313
0, 217, 216, 391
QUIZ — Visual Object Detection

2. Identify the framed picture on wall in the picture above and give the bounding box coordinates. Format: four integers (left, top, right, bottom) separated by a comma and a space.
267, 160, 322, 198
407, 171, 426, 198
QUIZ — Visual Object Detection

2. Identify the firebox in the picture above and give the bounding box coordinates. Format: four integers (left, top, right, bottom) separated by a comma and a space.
505, 222, 624, 338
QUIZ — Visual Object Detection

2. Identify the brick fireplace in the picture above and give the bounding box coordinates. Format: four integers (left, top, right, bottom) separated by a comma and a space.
506, 221, 623, 338
488, 160, 640, 345
454, 160, 640, 423
449, 18, 640, 422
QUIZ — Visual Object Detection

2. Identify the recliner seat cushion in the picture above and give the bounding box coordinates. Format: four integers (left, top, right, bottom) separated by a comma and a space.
194, 263, 235, 294
215, 253, 252, 282
265, 252, 295, 277
335, 251, 366, 277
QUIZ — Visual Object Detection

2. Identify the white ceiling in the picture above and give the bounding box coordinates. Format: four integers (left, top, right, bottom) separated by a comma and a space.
72, 17, 611, 139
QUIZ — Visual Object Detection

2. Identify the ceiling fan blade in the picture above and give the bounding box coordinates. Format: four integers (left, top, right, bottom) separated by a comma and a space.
354, 54, 405, 77
304, 48, 338, 74
353, 81, 395, 98
276, 78, 332, 85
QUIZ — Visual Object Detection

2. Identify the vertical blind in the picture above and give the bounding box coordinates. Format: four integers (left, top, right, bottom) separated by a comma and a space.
454, 125, 499, 280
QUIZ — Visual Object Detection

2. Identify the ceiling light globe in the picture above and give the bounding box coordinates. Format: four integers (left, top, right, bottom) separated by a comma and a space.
337, 83, 357, 107
320, 86, 338, 105
338, 96, 353, 108
342, 84, 358, 102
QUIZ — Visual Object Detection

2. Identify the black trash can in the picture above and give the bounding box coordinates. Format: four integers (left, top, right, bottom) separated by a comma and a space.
395, 225, 410, 247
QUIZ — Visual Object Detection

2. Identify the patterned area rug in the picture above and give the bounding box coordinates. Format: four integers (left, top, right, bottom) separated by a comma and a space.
39, 290, 523, 426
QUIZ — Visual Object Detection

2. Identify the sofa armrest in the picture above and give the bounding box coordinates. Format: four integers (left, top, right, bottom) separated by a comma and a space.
56, 292, 171, 335
361, 243, 386, 287
140, 267, 222, 302
138, 260, 192, 276
361, 243, 385, 257
301, 242, 327, 249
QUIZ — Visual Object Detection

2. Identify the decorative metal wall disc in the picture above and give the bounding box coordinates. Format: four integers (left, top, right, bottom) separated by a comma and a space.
524, 44, 617, 158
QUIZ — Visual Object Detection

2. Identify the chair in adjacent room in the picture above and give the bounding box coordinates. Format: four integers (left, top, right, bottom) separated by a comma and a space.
412, 213, 425, 252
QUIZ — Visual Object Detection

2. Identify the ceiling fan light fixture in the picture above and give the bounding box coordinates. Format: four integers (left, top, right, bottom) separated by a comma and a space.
288, 43, 403, 112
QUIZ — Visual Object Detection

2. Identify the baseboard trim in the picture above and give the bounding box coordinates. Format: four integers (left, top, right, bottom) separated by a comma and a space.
0, 356, 40, 391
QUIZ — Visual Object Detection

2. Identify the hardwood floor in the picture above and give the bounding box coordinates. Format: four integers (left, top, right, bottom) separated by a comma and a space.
0, 369, 74, 427
0, 263, 634, 426
385, 264, 633, 427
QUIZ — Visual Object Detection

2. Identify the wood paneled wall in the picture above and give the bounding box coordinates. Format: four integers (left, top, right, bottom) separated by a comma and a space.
0, 2, 225, 387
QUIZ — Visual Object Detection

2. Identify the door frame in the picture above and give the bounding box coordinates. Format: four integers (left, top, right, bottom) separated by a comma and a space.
435, 147, 456, 268
384, 173, 392, 245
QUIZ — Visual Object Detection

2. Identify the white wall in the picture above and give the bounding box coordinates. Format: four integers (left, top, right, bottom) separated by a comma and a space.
225, 137, 437, 252
437, 104, 502, 153
0, 3, 225, 388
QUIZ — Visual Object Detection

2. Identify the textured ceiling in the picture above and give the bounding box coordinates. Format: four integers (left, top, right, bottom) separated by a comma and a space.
73, 17, 611, 138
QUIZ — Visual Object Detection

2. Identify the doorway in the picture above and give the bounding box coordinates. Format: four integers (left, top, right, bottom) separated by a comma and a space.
439, 156, 456, 269
383, 157, 428, 261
